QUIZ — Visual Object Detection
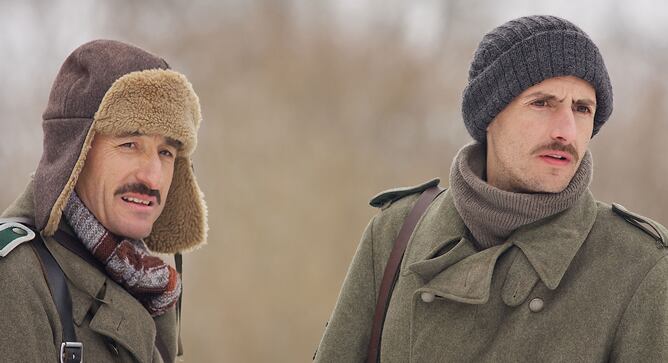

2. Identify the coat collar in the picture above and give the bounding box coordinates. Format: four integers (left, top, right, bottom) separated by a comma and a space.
406, 189, 597, 305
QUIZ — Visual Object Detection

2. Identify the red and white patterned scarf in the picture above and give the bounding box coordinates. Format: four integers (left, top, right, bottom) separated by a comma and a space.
63, 192, 181, 317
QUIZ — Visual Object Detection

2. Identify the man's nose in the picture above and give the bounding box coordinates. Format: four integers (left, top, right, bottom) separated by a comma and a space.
135, 153, 163, 190
549, 105, 577, 143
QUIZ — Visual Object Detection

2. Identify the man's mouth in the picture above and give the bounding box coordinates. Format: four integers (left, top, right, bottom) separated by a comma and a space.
538, 151, 572, 166
121, 196, 154, 206
114, 183, 161, 205
544, 154, 568, 161
531, 142, 579, 165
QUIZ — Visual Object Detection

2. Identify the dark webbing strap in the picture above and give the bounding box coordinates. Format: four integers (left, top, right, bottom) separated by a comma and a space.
175, 253, 184, 356
366, 185, 444, 363
31, 234, 82, 363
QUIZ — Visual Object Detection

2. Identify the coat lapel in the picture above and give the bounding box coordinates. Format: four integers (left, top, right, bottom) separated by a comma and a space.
89, 282, 156, 363
412, 241, 513, 304
401, 190, 467, 275
405, 189, 598, 306
47, 232, 156, 363
510, 191, 598, 290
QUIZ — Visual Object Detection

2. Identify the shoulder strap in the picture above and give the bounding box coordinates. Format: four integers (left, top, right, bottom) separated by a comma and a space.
366, 185, 444, 363
176, 252, 184, 356
369, 178, 440, 209
31, 233, 83, 363
612, 203, 668, 248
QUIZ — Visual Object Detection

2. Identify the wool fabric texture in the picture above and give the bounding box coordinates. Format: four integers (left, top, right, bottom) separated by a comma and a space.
462, 15, 613, 143
449, 142, 592, 248
63, 191, 181, 317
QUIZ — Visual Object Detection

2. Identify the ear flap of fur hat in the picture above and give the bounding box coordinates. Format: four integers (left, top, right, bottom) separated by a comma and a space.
144, 157, 207, 253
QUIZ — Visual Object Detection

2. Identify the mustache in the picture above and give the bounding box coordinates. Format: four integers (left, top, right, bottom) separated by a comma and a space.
531, 142, 579, 163
114, 183, 161, 205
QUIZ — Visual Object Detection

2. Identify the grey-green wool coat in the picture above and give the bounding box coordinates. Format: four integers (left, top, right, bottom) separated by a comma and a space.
315, 181, 668, 362
0, 181, 178, 363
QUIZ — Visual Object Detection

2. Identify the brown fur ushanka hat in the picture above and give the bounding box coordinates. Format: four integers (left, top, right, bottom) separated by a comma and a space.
34, 39, 206, 253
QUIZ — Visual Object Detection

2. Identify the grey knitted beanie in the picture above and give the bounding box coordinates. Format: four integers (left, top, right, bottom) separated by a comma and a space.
462, 15, 613, 143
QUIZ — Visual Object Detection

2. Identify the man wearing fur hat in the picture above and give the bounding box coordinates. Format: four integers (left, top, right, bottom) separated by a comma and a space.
0, 40, 206, 362
315, 15, 668, 362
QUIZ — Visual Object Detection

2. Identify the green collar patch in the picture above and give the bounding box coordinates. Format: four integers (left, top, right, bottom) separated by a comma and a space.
0, 222, 35, 257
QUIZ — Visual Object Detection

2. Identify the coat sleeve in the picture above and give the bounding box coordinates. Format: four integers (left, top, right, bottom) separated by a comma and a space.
314, 216, 379, 363
610, 255, 668, 361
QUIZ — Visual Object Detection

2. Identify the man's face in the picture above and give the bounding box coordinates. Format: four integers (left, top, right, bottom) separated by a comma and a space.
486, 76, 596, 193
75, 133, 179, 239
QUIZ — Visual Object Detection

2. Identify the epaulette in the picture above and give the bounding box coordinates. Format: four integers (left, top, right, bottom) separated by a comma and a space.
612, 203, 668, 248
0, 222, 36, 257
369, 178, 441, 209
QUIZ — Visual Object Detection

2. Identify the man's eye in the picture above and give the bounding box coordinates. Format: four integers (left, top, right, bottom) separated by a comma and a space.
120, 142, 136, 149
576, 105, 592, 114
160, 150, 174, 158
531, 100, 548, 107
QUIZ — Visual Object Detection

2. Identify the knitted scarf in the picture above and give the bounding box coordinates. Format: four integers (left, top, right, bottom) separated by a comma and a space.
449, 142, 592, 249
63, 191, 181, 317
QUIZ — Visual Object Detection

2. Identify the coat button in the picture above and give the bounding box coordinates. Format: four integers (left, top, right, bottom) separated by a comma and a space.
421, 292, 435, 303
529, 298, 544, 312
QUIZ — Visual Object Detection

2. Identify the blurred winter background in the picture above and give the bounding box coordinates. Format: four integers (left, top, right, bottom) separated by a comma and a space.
2, 0, 667, 361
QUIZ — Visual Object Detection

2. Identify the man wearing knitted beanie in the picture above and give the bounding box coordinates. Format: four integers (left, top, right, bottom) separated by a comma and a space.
0, 40, 207, 362
315, 15, 668, 362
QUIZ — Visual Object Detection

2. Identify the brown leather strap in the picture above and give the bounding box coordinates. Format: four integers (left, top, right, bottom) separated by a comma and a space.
366, 185, 444, 363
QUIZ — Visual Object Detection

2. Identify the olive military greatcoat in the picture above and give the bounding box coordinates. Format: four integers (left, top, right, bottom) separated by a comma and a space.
0, 181, 178, 362
315, 181, 668, 362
